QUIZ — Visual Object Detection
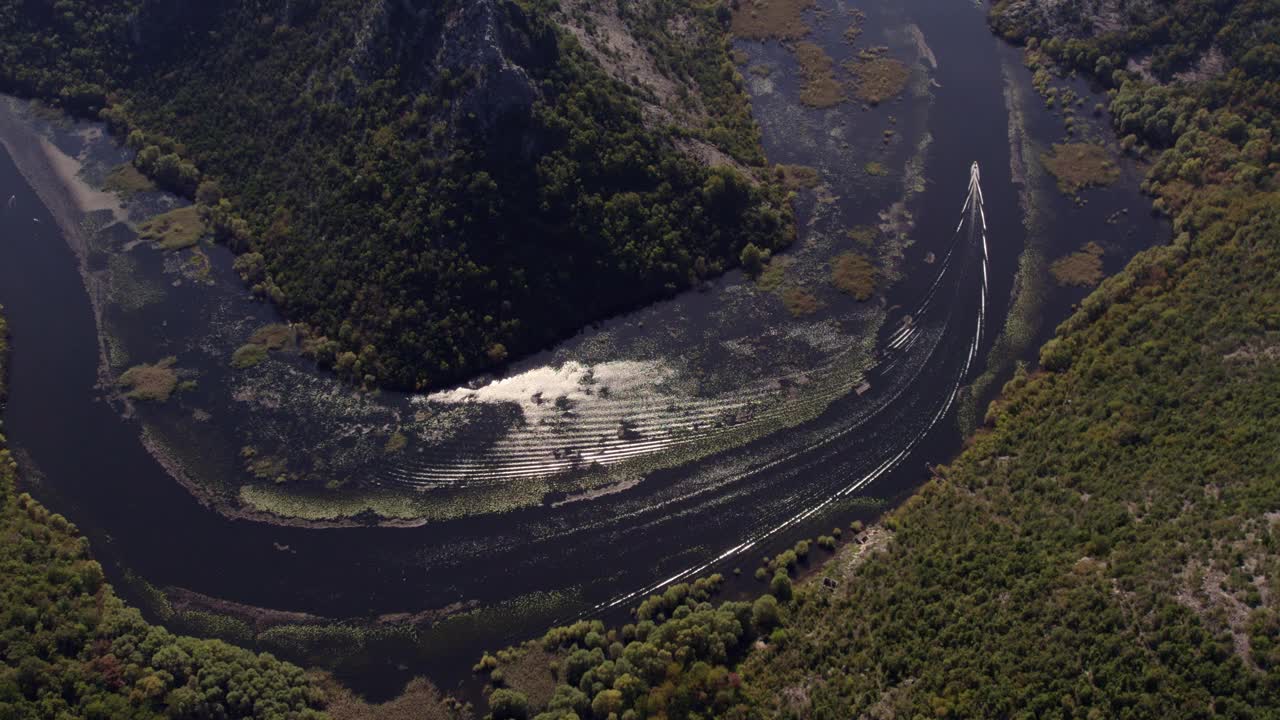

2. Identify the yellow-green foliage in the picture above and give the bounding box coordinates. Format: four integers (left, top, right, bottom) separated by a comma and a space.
1041, 143, 1120, 193
231, 343, 268, 369
795, 42, 846, 108
848, 57, 910, 104
731, 0, 816, 40
831, 252, 876, 300
118, 356, 179, 401
103, 163, 154, 196
755, 256, 792, 292
138, 205, 206, 250
864, 161, 888, 176
1049, 241, 1105, 287
0, 411, 329, 717
251, 323, 298, 351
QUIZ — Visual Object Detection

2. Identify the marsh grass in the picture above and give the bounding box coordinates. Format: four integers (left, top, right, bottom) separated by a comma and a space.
864, 161, 888, 176
231, 343, 268, 369
1050, 242, 1105, 287
138, 206, 205, 250
831, 252, 877, 300
775, 164, 821, 190
731, 0, 816, 40
781, 286, 823, 316
103, 163, 154, 196
756, 256, 793, 292
848, 57, 910, 104
118, 357, 179, 402
1041, 143, 1119, 194
795, 42, 846, 108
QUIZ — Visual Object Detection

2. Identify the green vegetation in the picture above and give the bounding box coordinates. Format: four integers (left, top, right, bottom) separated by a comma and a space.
831, 252, 877, 300
137, 206, 205, 251
848, 55, 911, 105
118, 357, 180, 402
0, 0, 791, 390
774, 164, 821, 190
103, 163, 154, 196
1049, 241, 1105, 287
0, 310, 331, 719
730, 0, 816, 40
477, 1, 1280, 717
231, 343, 269, 370
1042, 142, 1120, 194
795, 42, 846, 108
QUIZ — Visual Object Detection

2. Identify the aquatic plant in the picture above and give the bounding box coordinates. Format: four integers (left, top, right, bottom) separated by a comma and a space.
118, 356, 180, 402
1041, 143, 1120, 194
831, 252, 877, 300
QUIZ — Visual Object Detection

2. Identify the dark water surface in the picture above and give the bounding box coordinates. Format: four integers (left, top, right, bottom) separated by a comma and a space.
0, 0, 1166, 699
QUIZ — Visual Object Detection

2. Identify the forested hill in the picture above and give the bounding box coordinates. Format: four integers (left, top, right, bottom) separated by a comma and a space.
469, 2, 1280, 718
0, 0, 792, 390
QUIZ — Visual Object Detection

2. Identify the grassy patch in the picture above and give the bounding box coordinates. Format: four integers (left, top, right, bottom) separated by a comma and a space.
780, 286, 823, 317
795, 42, 846, 108
231, 343, 268, 369
118, 357, 179, 402
250, 323, 297, 351
775, 164, 821, 190
103, 163, 154, 196
756, 256, 793, 293
864, 161, 888, 176
731, 0, 816, 40
749, 64, 773, 78
848, 57, 911, 104
1049, 242, 1105, 287
138, 206, 205, 250
1041, 143, 1120, 194
831, 252, 877, 300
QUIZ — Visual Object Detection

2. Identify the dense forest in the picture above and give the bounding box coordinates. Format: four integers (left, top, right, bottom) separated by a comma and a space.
0, 0, 792, 389
472, 0, 1280, 717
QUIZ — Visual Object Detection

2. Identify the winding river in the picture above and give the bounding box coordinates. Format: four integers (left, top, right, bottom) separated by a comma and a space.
0, 0, 1166, 699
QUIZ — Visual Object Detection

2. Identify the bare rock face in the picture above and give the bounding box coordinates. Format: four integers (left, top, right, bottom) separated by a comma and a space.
433, 0, 549, 141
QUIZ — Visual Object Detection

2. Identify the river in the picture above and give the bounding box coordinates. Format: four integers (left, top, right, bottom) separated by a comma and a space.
0, 0, 1166, 700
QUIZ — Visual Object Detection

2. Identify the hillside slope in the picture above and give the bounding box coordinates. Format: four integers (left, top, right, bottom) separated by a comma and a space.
0, 0, 791, 390
472, 1, 1280, 718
